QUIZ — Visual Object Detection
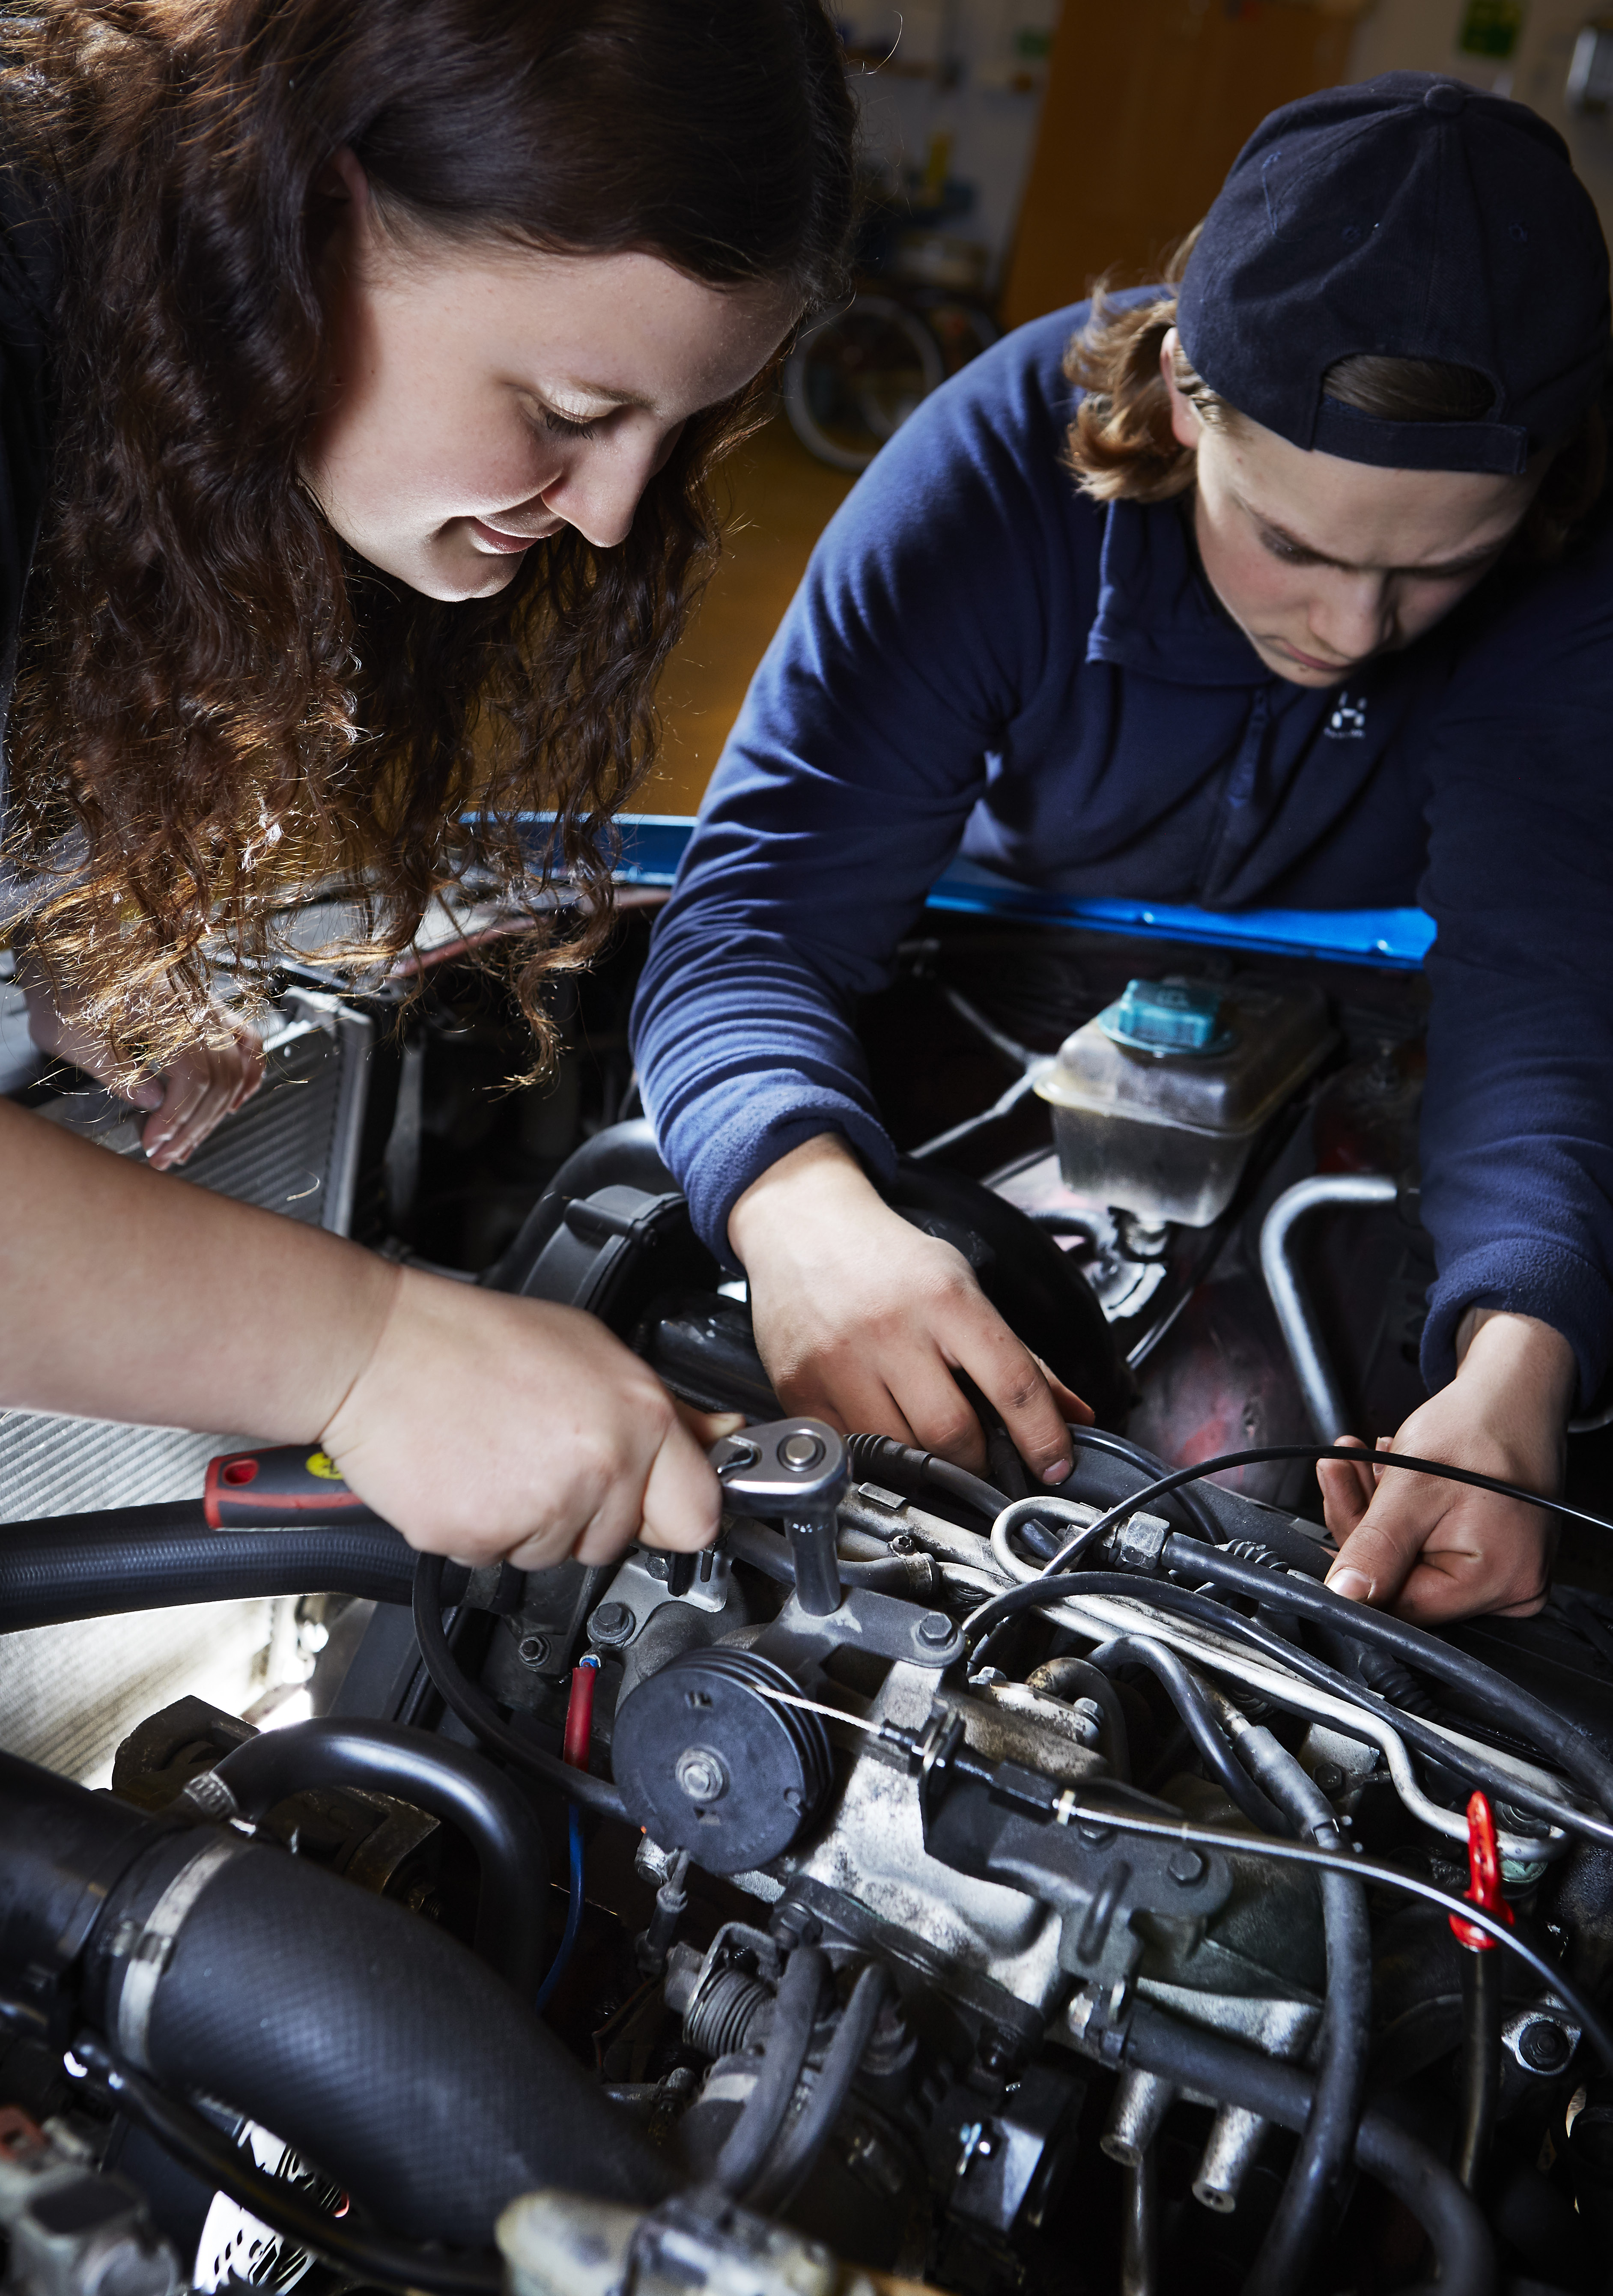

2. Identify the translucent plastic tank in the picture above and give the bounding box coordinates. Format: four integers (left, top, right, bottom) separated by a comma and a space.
1034, 974, 1334, 1227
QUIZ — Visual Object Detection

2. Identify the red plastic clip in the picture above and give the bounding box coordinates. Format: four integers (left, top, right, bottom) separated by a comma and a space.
562, 1653, 601, 1771
1449, 1789, 1513, 1953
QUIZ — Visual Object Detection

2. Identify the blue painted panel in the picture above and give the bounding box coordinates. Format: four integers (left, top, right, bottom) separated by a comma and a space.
927, 858, 1436, 969
525, 813, 1437, 971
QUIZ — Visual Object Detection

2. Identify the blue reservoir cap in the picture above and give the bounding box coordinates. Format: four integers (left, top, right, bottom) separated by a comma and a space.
1098, 978, 1234, 1057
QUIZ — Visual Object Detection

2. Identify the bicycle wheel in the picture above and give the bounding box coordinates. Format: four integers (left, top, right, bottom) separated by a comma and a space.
783, 294, 945, 473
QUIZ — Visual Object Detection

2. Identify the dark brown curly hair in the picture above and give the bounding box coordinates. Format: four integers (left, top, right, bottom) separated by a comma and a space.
1064, 227, 1606, 558
1, 0, 856, 1068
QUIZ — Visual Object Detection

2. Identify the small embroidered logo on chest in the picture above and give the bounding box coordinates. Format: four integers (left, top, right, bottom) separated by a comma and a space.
1325, 692, 1368, 740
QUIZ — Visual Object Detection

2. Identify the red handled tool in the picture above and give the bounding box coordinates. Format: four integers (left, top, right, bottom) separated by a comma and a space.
1449, 1789, 1513, 1952
204, 1446, 381, 1530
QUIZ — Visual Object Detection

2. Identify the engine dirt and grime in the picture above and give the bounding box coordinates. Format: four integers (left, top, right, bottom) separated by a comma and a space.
3, 909, 1613, 2296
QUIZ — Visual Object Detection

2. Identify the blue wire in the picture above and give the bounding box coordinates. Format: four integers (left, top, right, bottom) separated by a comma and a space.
535, 1802, 585, 2013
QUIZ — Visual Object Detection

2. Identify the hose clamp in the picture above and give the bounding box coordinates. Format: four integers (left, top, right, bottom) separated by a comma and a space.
113, 1834, 247, 2071
176, 1770, 239, 1822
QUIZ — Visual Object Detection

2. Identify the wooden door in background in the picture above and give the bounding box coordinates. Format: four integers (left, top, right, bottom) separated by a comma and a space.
1001, 0, 1366, 328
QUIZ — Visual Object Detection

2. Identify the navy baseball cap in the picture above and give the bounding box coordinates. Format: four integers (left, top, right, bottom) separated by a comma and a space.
1176, 72, 1611, 476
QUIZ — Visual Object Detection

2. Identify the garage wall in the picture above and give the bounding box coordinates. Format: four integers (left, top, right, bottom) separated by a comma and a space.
1348, 0, 1613, 247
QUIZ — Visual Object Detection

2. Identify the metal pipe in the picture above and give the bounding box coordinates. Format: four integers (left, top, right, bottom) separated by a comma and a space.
1100, 2069, 1176, 2168
1258, 1174, 1398, 1439
1193, 2105, 1268, 2213
785, 1515, 843, 1614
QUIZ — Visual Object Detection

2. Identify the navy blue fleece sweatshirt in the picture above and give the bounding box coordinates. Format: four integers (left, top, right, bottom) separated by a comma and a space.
631, 303, 1613, 1406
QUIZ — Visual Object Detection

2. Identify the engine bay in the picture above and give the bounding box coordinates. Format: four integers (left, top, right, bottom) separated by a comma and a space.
3, 898, 1613, 2296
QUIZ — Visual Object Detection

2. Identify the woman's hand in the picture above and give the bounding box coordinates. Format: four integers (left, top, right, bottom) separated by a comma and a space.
319, 1268, 724, 1570
22, 965, 264, 1170
1318, 1308, 1576, 1624
729, 1132, 1092, 1483
0, 1100, 722, 1574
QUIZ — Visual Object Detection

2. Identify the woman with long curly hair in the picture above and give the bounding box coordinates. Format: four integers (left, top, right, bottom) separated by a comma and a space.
0, 0, 855, 1566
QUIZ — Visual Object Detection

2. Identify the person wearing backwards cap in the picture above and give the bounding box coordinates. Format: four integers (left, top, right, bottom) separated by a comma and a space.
631, 73, 1613, 1626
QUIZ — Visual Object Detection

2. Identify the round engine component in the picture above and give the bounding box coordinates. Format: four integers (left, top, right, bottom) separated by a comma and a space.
611, 1648, 832, 1875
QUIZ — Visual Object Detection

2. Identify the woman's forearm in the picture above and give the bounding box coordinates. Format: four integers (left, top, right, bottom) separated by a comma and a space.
0, 1097, 396, 1437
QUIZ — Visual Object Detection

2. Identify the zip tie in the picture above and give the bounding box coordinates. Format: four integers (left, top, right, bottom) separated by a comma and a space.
1450, 1789, 1513, 1953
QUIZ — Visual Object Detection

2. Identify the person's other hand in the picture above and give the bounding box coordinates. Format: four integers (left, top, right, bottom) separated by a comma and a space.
729, 1132, 1092, 1484
319, 1267, 724, 1570
1318, 1308, 1577, 1625
22, 965, 263, 1171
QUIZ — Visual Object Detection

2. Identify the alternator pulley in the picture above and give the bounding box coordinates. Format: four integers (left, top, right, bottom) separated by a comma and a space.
611, 1648, 832, 1875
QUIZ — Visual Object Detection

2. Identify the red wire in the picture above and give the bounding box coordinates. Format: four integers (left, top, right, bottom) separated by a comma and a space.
562, 1656, 599, 1771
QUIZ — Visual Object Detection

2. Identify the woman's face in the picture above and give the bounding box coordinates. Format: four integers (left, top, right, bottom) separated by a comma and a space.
303, 155, 798, 601
1161, 331, 1543, 688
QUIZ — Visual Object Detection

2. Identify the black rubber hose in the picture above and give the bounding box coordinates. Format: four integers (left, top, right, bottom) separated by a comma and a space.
86, 1823, 671, 2247
70, 2033, 501, 2296
1122, 2005, 1496, 2296
1066, 1425, 1225, 1548
1084, 1637, 1284, 1831
1025, 1656, 1133, 1780
209, 1718, 549, 1998
1042, 1776, 1613, 2066
712, 1944, 828, 2199
844, 1432, 1008, 1521
1158, 1535, 1613, 1819
1049, 1571, 1597, 1851
0, 1503, 417, 1630
0, 1751, 158, 1985
412, 1553, 627, 1820
1454, 1947, 1504, 2191
746, 1962, 894, 2215
960, 1566, 1605, 1851
1236, 1729, 1373, 2296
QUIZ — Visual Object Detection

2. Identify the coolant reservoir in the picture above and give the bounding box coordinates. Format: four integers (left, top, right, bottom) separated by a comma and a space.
1034, 975, 1333, 1227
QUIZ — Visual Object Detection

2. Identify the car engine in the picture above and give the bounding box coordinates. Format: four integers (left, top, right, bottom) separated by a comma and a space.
2, 895, 1612, 2296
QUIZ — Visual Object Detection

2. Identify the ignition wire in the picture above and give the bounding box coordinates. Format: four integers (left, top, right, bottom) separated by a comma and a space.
1033, 1569, 1611, 1852
745, 1683, 1613, 2068
963, 1441, 1613, 1818
411, 1553, 628, 1820
1043, 1786, 1613, 2073
534, 1657, 599, 2015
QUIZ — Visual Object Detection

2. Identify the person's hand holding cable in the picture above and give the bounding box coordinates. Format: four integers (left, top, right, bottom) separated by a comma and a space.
1318, 1306, 1576, 1624
729, 1131, 1094, 1487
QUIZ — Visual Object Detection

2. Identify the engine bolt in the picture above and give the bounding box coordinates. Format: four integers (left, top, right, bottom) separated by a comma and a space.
1168, 1849, 1207, 1887
516, 1633, 551, 1670
781, 1431, 826, 1470
589, 1602, 636, 1649
1314, 1762, 1346, 1793
674, 1747, 729, 1805
916, 1612, 954, 1649
1518, 2019, 1572, 2072
889, 1533, 918, 1556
